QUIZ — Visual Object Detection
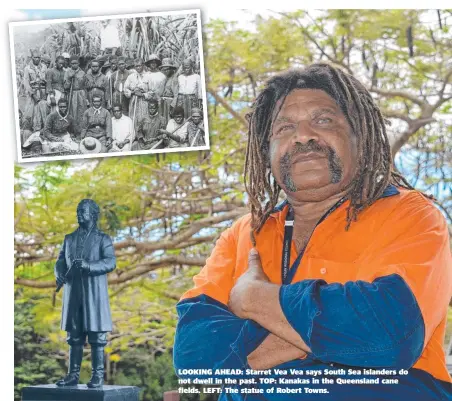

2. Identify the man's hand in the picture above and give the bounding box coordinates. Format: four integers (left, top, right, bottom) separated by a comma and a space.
106, 137, 113, 147
229, 248, 269, 319
56, 275, 66, 288
48, 134, 64, 142
248, 334, 307, 370
72, 259, 90, 274
117, 141, 124, 149
230, 248, 312, 354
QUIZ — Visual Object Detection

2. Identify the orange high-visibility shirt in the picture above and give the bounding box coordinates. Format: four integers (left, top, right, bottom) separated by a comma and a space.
180, 187, 452, 384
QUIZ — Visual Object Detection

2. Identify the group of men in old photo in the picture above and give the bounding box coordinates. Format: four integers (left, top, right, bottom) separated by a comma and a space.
20, 50, 206, 156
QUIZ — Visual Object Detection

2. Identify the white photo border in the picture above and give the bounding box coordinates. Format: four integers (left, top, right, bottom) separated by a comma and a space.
9, 9, 210, 164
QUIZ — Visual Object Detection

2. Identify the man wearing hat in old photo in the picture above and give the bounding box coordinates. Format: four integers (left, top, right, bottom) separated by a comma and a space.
41, 54, 51, 69
46, 55, 66, 113
125, 57, 136, 73
81, 94, 112, 153
160, 58, 179, 125
64, 55, 87, 139
85, 59, 110, 109
104, 56, 118, 79
22, 49, 48, 133
62, 53, 71, 71
145, 54, 166, 101
110, 57, 131, 116
186, 108, 205, 147
124, 58, 153, 129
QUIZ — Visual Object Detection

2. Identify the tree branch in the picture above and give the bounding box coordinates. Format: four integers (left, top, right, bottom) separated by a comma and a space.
14, 255, 207, 289
390, 117, 436, 157
207, 87, 249, 128
371, 87, 426, 107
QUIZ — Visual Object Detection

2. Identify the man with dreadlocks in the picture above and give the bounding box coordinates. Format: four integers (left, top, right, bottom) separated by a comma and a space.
174, 63, 452, 400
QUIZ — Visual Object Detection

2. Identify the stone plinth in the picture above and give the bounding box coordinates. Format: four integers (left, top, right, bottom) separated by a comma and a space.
22, 384, 140, 401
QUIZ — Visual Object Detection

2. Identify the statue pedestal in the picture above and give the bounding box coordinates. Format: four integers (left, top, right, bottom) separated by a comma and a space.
22, 384, 140, 401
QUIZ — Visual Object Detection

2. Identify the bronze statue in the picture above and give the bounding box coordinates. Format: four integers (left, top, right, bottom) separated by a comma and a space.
54, 199, 116, 388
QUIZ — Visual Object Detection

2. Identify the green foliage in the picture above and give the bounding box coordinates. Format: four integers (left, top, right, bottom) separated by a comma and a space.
14, 291, 64, 400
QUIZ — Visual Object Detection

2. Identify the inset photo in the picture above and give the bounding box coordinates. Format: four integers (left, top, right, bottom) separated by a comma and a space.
9, 10, 209, 163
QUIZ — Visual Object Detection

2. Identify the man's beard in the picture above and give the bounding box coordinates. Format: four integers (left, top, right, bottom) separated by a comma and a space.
279, 140, 343, 193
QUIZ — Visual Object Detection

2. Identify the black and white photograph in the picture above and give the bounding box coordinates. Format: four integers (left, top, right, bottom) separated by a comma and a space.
9, 10, 209, 163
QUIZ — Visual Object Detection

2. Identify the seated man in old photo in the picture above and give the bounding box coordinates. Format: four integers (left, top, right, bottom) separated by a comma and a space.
109, 104, 134, 152
174, 63, 452, 401
132, 99, 166, 151
81, 94, 113, 153
158, 106, 188, 149
22, 98, 79, 154
41, 98, 79, 152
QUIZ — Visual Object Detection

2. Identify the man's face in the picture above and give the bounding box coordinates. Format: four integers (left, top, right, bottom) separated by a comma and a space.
93, 97, 102, 109
163, 67, 174, 78
70, 60, 79, 70
59, 103, 68, 115
174, 114, 184, 124
91, 61, 100, 74
77, 204, 92, 227
135, 63, 144, 73
111, 60, 118, 71
64, 58, 70, 68
183, 62, 192, 75
118, 61, 126, 72
113, 107, 122, 119
56, 59, 64, 70
149, 103, 158, 115
32, 56, 40, 66
191, 112, 202, 125
269, 89, 357, 202
148, 61, 158, 71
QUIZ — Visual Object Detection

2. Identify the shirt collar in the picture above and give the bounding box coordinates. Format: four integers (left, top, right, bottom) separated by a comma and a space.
93, 107, 102, 115
270, 184, 400, 218
57, 110, 69, 122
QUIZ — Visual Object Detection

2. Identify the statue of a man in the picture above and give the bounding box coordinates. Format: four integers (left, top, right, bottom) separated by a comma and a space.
54, 199, 116, 388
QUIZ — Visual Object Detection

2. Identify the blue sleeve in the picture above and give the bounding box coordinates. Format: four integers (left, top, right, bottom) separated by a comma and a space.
173, 294, 269, 378
279, 274, 425, 368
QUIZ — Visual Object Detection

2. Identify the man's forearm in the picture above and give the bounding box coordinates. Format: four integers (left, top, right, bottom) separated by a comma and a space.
244, 281, 311, 354
247, 333, 306, 370
168, 132, 182, 143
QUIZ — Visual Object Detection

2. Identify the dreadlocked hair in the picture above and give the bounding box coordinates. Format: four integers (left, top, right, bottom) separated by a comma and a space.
244, 63, 432, 246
